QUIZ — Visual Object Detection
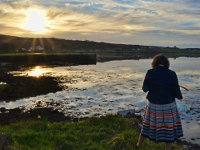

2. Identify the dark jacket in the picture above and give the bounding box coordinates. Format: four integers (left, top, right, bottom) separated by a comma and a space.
142, 66, 183, 104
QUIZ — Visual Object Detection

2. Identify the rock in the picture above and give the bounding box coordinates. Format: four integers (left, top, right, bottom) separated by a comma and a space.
0, 107, 7, 113
9, 108, 21, 114
117, 109, 135, 118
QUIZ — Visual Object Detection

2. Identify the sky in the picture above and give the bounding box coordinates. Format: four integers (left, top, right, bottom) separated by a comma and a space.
0, 0, 200, 48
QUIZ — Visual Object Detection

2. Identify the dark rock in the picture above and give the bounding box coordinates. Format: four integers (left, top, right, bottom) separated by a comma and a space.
0, 73, 63, 102
117, 109, 135, 118
9, 108, 21, 114
0, 107, 7, 113
176, 139, 200, 150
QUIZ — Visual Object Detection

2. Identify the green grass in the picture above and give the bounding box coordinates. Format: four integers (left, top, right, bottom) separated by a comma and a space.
0, 115, 185, 150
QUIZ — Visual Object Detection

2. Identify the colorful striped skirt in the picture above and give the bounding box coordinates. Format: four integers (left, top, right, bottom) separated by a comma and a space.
141, 102, 183, 143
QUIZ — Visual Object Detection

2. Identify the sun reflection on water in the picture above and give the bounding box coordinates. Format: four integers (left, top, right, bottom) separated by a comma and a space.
28, 66, 46, 77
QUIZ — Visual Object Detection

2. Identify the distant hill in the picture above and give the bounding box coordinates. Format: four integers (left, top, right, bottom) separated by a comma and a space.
0, 34, 145, 53
0, 34, 199, 54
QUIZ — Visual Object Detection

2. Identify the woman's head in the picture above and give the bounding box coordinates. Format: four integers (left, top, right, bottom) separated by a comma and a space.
152, 54, 169, 69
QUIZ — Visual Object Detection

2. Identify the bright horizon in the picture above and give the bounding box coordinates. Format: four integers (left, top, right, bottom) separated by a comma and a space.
0, 0, 200, 48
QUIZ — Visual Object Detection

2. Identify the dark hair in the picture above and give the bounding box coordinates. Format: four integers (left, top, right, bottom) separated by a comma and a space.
152, 54, 169, 69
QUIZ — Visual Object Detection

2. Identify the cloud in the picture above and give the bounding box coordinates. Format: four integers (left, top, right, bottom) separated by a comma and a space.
0, 0, 199, 48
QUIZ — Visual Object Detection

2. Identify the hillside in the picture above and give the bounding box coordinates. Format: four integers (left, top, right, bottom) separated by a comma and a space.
0, 34, 200, 54
0, 34, 142, 53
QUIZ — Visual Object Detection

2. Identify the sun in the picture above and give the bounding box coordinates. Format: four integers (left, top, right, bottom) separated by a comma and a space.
23, 9, 49, 34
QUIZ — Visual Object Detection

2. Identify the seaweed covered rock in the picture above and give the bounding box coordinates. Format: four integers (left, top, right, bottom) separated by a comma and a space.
0, 73, 62, 101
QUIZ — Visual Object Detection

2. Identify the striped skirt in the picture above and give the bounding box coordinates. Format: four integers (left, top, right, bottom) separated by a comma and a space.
141, 102, 183, 143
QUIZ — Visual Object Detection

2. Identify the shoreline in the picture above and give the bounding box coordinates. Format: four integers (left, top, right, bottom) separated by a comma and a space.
0, 57, 200, 149
0, 106, 199, 150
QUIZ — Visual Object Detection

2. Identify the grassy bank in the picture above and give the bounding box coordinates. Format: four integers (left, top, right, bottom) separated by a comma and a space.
0, 115, 184, 150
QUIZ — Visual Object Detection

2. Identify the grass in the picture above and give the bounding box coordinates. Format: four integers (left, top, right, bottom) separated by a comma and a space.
0, 115, 185, 150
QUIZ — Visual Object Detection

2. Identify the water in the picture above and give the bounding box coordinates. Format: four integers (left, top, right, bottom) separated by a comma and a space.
1, 57, 200, 144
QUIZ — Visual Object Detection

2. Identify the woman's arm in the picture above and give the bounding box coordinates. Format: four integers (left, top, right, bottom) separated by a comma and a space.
142, 70, 150, 92
173, 72, 183, 100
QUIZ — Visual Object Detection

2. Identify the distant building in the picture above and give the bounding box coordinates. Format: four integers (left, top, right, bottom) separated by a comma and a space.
21, 48, 26, 51
36, 45, 44, 51
28, 45, 44, 51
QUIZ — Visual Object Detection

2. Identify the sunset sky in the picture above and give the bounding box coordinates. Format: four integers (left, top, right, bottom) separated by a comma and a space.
0, 0, 200, 48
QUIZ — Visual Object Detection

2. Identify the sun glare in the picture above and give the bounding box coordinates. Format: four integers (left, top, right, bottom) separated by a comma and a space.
23, 9, 49, 34
29, 66, 45, 77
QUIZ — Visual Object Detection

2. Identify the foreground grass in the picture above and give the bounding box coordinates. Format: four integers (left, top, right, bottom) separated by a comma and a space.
0, 115, 184, 150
